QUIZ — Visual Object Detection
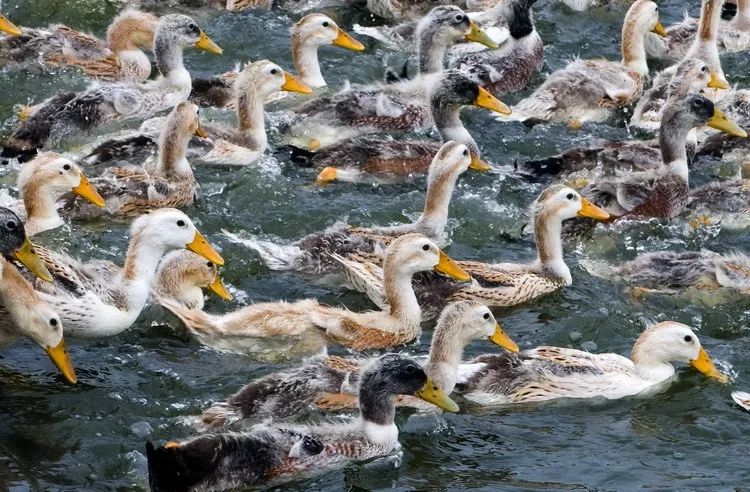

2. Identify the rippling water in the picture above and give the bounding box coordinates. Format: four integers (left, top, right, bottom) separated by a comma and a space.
1, 0, 749, 489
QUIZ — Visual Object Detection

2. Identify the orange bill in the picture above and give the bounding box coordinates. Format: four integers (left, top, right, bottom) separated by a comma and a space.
707, 108, 748, 138
0, 15, 22, 36
282, 72, 313, 94
474, 87, 511, 115
73, 173, 106, 208
46, 338, 77, 384
209, 274, 233, 301
435, 250, 471, 282
13, 238, 53, 282
469, 155, 492, 172
490, 323, 520, 352
194, 125, 208, 138
707, 71, 730, 90
577, 197, 610, 220
332, 28, 365, 51
465, 20, 498, 49
186, 231, 225, 266
691, 347, 729, 383
194, 31, 223, 55
651, 20, 668, 37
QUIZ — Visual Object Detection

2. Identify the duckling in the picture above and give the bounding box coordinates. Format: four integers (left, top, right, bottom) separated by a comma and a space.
587, 94, 746, 219
0, 10, 157, 82
295, 71, 511, 183
510, 0, 666, 126
155, 250, 232, 310
456, 321, 727, 405
197, 301, 517, 429
146, 354, 458, 491
0, 207, 52, 282
227, 141, 477, 274
70, 101, 204, 218
335, 186, 610, 320
162, 234, 470, 353
685, 175, 750, 228
190, 14, 362, 109
0, 153, 105, 236
0, 257, 77, 384
25, 208, 224, 337
2, 15, 222, 158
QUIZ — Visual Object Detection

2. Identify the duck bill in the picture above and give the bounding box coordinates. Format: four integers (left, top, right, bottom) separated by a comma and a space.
707, 108, 748, 138
0, 15, 22, 36
186, 231, 225, 267
194, 31, 223, 55
434, 250, 471, 282
490, 323, 520, 352
651, 20, 668, 37
469, 156, 492, 172
690, 347, 728, 383
414, 377, 459, 413
13, 238, 53, 282
282, 72, 313, 94
209, 274, 233, 301
465, 20, 499, 49
73, 174, 106, 208
577, 197, 610, 220
194, 126, 208, 138
707, 71, 730, 90
474, 87, 511, 115
332, 28, 365, 51
45, 339, 77, 384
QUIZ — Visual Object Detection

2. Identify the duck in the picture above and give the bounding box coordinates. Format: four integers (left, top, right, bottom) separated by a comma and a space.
69, 101, 204, 218
226, 141, 477, 274
25, 208, 224, 338
586, 94, 746, 219
517, 61, 725, 180
155, 250, 232, 311
0, 10, 158, 82
0, 207, 53, 283
84, 62, 312, 168
0, 257, 77, 384
145, 354, 458, 492
333, 185, 610, 320
0, 153, 106, 236
732, 391, 750, 411
685, 174, 750, 229
293, 70, 511, 183
2, 15, 222, 158
0, 14, 22, 37
161, 234, 470, 354
197, 300, 517, 429
509, 0, 666, 127
190, 14, 363, 109
455, 321, 727, 405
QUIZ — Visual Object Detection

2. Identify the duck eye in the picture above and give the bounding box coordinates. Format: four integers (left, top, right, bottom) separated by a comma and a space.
701, 66, 708, 73
483, 312, 490, 320
6, 221, 16, 229
189, 23, 199, 33
684, 335, 693, 343
49, 318, 58, 327
63, 164, 71, 171
177, 220, 186, 227
455, 14, 465, 22
566, 193, 575, 200
405, 365, 417, 375
322, 21, 330, 28
462, 149, 469, 157
422, 244, 430, 251
270, 68, 278, 75
206, 261, 213, 268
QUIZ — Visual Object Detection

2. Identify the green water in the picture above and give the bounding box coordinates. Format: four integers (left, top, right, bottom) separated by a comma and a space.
1, 0, 749, 489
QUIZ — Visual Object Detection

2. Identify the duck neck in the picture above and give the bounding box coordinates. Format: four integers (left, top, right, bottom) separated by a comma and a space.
157, 126, 193, 179
631, 341, 677, 382
659, 123, 690, 183
358, 392, 398, 446
21, 182, 63, 236
434, 101, 478, 156
425, 323, 466, 394
534, 211, 571, 284
733, 0, 750, 28
383, 259, 422, 331
122, 235, 168, 292
507, 1, 535, 40
292, 34, 326, 89
236, 91, 268, 151
154, 35, 189, 89
414, 170, 458, 239
621, 21, 649, 75
417, 27, 449, 74
686, 0, 724, 75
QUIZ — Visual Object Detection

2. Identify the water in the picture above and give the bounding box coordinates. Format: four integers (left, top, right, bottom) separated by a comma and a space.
1, 0, 749, 489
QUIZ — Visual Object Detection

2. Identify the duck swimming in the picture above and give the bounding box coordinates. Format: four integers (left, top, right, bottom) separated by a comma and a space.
26, 208, 224, 338
0, 153, 106, 236
197, 301, 517, 429
2, 14, 222, 158
155, 250, 232, 310
146, 354, 458, 491
510, 0, 666, 126
0, 9, 158, 82
455, 321, 727, 405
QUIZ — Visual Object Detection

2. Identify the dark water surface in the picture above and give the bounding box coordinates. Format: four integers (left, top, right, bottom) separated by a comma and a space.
1, 0, 749, 489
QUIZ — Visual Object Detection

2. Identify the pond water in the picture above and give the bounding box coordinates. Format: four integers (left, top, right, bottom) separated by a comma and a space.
1, 0, 749, 490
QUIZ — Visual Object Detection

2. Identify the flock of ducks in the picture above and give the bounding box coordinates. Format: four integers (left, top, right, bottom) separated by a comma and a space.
0, 0, 749, 490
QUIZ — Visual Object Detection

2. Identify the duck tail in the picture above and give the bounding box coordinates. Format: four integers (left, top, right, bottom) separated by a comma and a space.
515, 147, 602, 179
82, 135, 157, 166
221, 230, 304, 271
274, 145, 316, 168
352, 24, 389, 44
158, 298, 218, 338
2, 92, 77, 160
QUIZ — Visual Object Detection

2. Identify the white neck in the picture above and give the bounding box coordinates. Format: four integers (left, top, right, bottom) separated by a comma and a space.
22, 192, 63, 237
385, 269, 422, 332
122, 237, 169, 301
173, 285, 205, 310
413, 172, 458, 239
735, 0, 750, 27
622, 27, 649, 75
294, 43, 326, 89
685, 0, 725, 76
237, 91, 268, 151
534, 216, 571, 284
361, 420, 399, 447
118, 49, 152, 77
426, 331, 465, 394
666, 159, 690, 183
632, 351, 677, 382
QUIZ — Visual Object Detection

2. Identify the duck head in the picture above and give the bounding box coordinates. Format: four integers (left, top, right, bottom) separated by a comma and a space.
535, 185, 610, 223
0, 14, 21, 36
156, 250, 232, 309
385, 233, 470, 281
20, 153, 105, 209
621, 0, 666, 75
0, 207, 52, 282
670, 58, 730, 95
237, 60, 312, 99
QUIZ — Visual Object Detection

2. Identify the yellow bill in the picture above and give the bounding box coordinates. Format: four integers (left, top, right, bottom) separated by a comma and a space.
194, 125, 208, 138
651, 20, 668, 37
690, 347, 729, 383
186, 231, 225, 266
707, 108, 748, 138
465, 20, 499, 49
0, 15, 22, 36
13, 238, 52, 282
282, 72, 313, 94
577, 197, 610, 220
73, 173, 106, 208
474, 87, 511, 115
194, 31, 223, 55
332, 28, 365, 52
469, 156, 492, 172
46, 338, 77, 384
209, 274, 233, 301
490, 323, 520, 353
415, 377, 459, 412
434, 250, 471, 282
707, 71, 730, 90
